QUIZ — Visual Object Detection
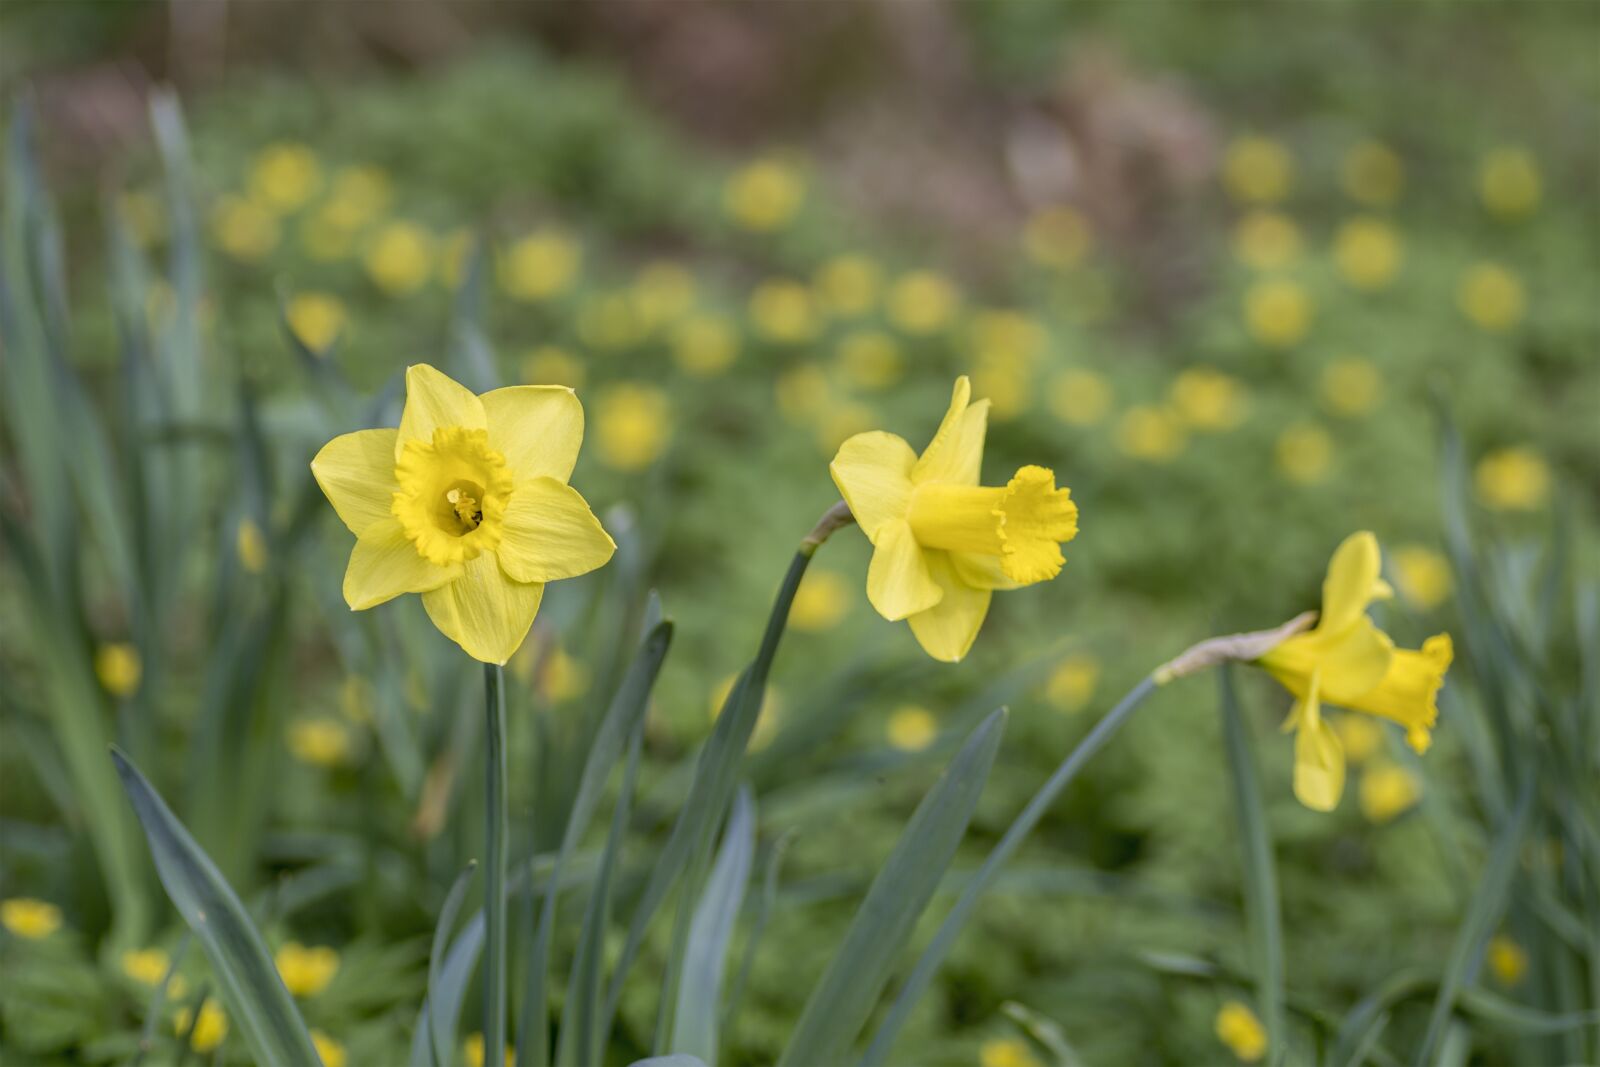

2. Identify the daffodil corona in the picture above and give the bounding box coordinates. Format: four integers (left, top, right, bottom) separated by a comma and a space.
312, 365, 614, 664
830, 377, 1078, 662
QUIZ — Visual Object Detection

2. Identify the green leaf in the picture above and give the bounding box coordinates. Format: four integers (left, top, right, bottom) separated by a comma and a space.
111, 749, 322, 1067
1217, 664, 1287, 1065
412, 916, 486, 1067
428, 862, 478, 1067
777, 708, 1006, 1067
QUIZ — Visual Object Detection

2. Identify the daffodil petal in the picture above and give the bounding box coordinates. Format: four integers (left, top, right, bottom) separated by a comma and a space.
1303, 619, 1394, 704
422, 555, 543, 664
912, 377, 989, 487
906, 551, 991, 663
311, 428, 399, 536
496, 478, 615, 584
866, 520, 942, 621
397, 364, 486, 458
949, 551, 1023, 591
830, 431, 917, 541
1321, 531, 1383, 633
342, 517, 459, 610
1292, 673, 1345, 811
481, 385, 584, 483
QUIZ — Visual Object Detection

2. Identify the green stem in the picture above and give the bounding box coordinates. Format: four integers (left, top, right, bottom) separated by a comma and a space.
484, 663, 508, 1067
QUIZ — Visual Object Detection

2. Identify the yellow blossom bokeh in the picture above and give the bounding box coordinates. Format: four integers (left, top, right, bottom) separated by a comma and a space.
249, 142, 322, 213
1115, 405, 1187, 462
1048, 369, 1113, 427
364, 221, 433, 295
1341, 140, 1405, 206
1318, 357, 1382, 418
276, 941, 340, 997
886, 271, 960, 336
1275, 422, 1333, 485
1458, 262, 1525, 332
885, 705, 938, 752
724, 159, 804, 232
1, 897, 62, 939
1214, 1000, 1268, 1062
286, 291, 346, 353
1475, 446, 1550, 511
1391, 545, 1452, 610
1244, 278, 1312, 348
501, 231, 581, 302
1359, 762, 1421, 823
814, 254, 882, 317
596, 383, 672, 471
1333, 216, 1403, 289
1170, 367, 1248, 431
1046, 654, 1100, 713
789, 568, 852, 632
1232, 211, 1302, 271
749, 279, 819, 344
288, 718, 352, 768
1479, 148, 1541, 219
1023, 205, 1093, 269
1222, 136, 1292, 204
95, 642, 142, 697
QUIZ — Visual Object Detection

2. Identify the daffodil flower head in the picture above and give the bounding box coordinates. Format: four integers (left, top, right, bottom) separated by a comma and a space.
312, 365, 615, 664
1256, 531, 1452, 811
830, 377, 1078, 662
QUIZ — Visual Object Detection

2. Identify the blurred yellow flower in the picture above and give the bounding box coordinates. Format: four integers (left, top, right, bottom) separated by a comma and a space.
972, 310, 1047, 363
1115, 405, 1187, 462
709, 673, 781, 749
633, 261, 697, 327
236, 517, 269, 574
816, 402, 878, 455
1170, 367, 1247, 431
1487, 935, 1528, 986
286, 291, 345, 353
1359, 761, 1421, 823
324, 165, 391, 228
464, 1031, 516, 1067
1391, 545, 1452, 610
831, 377, 1078, 662
980, 1036, 1041, 1067
596, 383, 672, 471
724, 159, 804, 232
121, 948, 171, 985
1232, 211, 1302, 271
887, 271, 960, 335
749, 279, 819, 343
502, 231, 580, 302
340, 674, 374, 724
118, 190, 165, 247
288, 718, 351, 767
175, 1001, 228, 1052
1458, 262, 1525, 332
837, 330, 905, 391
1244, 278, 1311, 348
531, 646, 589, 705
1046, 653, 1100, 713
1, 898, 61, 939
671, 314, 739, 377
577, 293, 646, 351
1334, 216, 1403, 289
250, 142, 322, 213
364, 222, 432, 295
971, 352, 1032, 422
211, 195, 280, 262
299, 204, 358, 261
311, 365, 613, 663
1022, 205, 1092, 268
886, 705, 938, 752
1333, 715, 1384, 764
1474, 446, 1550, 511
814, 254, 882, 317
1047, 369, 1112, 427
521, 346, 585, 390
1479, 148, 1540, 219
95, 642, 142, 697
790, 568, 852, 631
1341, 140, 1405, 206
1223, 135, 1292, 205
311, 1030, 347, 1067
776, 364, 831, 425
276, 942, 340, 997
1275, 423, 1332, 485
1318, 357, 1381, 418
1258, 532, 1453, 811
1214, 1000, 1267, 1063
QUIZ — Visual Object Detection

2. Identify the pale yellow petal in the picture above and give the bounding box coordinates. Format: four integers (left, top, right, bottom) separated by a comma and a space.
496, 478, 615, 584
481, 385, 584, 484
397, 364, 485, 458
1292, 673, 1346, 811
311, 428, 400, 536
1321, 531, 1383, 633
829, 431, 917, 541
866, 519, 942, 621
949, 551, 1023, 591
907, 551, 991, 663
912, 377, 989, 487
421, 554, 544, 664
343, 518, 459, 610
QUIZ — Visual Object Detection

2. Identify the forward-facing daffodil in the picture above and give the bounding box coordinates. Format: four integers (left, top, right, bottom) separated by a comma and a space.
1256, 531, 1452, 811
312, 365, 614, 664
830, 377, 1078, 662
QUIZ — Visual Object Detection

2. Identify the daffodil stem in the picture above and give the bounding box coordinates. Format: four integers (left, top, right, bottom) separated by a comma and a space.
861, 674, 1161, 1066
484, 663, 508, 1067
800, 500, 855, 557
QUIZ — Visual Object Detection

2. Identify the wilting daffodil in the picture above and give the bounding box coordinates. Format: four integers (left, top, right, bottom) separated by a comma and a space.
312, 365, 614, 664
830, 376, 1078, 662
1256, 531, 1452, 811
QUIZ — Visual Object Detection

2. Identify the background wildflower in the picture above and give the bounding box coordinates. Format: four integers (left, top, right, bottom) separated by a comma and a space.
1023, 205, 1092, 268
501, 231, 580, 302
885, 705, 938, 751
1334, 216, 1403, 289
175, 1002, 228, 1052
236, 518, 269, 573
1276, 423, 1333, 485
789, 568, 852, 631
979, 1036, 1042, 1067
1488, 935, 1529, 986
596, 383, 672, 471
1047, 369, 1112, 427
95, 642, 142, 697
1223, 135, 1292, 204
1318, 357, 1382, 418
724, 158, 804, 232
1170, 367, 1248, 431
1232, 211, 1302, 271
311, 1031, 348, 1067
814, 253, 882, 316
1045, 653, 1100, 713
749, 279, 819, 343
1244, 278, 1311, 347
1214, 1000, 1268, 1062
521, 346, 584, 389
1391, 545, 1452, 609
1479, 148, 1541, 218
286, 291, 345, 352
1116, 405, 1186, 462
288, 717, 352, 767
886, 271, 960, 335
249, 142, 321, 213
671, 313, 739, 377
1359, 761, 1421, 823
276, 941, 340, 996
364, 221, 432, 295
211, 195, 279, 262
1475, 446, 1550, 510
1, 898, 62, 939
837, 330, 905, 391
1458, 262, 1525, 331
1342, 140, 1405, 205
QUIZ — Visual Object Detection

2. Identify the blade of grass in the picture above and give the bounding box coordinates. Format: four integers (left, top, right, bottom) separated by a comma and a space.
112, 749, 321, 1066
429, 862, 478, 1067
778, 708, 1006, 1067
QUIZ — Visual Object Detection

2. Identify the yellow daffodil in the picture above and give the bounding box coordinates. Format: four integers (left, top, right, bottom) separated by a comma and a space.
837, 330, 904, 390
885, 705, 938, 751
1342, 140, 1405, 206
275, 942, 340, 997
1475, 446, 1550, 510
1232, 211, 1301, 271
1170, 367, 1247, 431
311, 1030, 348, 1067
95, 642, 142, 697
1223, 136, 1292, 204
887, 271, 960, 335
1275, 423, 1333, 485
671, 314, 739, 377
1244, 278, 1311, 348
1115, 405, 1187, 462
789, 568, 852, 631
1047, 369, 1112, 427
501, 231, 580, 302
364, 222, 433, 295
286, 291, 345, 353
1359, 761, 1421, 823
979, 1036, 1042, 1067
211, 195, 280, 262
1214, 1000, 1268, 1062
1487, 935, 1528, 986
1458, 262, 1525, 332
1479, 148, 1540, 219
830, 377, 1078, 662
312, 365, 614, 664
287, 717, 352, 767
1, 897, 62, 939
521, 346, 584, 390
1391, 545, 1452, 610
814, 254, 882, 316
1046, 653, 1099, 713
1334, 217, 1403, 289
250, 143, 322, 213
724, 159, 805, 232
176, 1001, 228, 1052
1319, 356, 1382, 418
236, 517, 269, 573
1022, 206, 1092, 268
1257, 532, 1453, 811
594, 383, 671, 471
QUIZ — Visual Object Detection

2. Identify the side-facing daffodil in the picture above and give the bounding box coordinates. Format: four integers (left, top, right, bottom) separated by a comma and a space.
312, 365, 614, 664
1256, 531, 1452, 811
830, 376, 1078, 662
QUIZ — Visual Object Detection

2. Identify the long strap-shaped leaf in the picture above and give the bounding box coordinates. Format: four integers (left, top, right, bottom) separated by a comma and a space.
777, 708, 1006, 1067
112, 749, 322, 1067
